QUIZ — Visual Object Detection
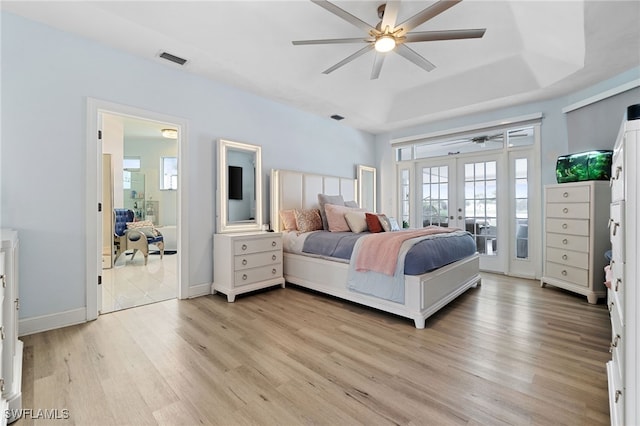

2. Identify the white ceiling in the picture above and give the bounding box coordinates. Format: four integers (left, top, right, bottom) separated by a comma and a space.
3, 1, 639, 134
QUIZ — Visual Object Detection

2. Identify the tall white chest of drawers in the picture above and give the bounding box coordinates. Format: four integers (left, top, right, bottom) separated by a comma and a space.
0, 229, 23, 424
541, 181, 611, 304
606, 115, 639, 426
213, 232, 285, 302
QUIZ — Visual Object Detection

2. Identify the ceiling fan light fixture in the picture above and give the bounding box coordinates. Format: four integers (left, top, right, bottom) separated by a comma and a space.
374, 35, 396, 53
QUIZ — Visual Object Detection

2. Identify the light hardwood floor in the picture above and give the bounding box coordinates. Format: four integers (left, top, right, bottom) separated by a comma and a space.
18, 273, 611, 425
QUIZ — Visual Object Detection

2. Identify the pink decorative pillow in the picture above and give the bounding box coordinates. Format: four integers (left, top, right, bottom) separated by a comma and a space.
279, 209, 297, 231
324, 204, 364, 232
365, 213, 384, 233
294, 209, 323, 234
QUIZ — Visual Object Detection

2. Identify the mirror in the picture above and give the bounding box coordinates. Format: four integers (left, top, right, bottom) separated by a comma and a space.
217, 139, 263, 233
357, 165, 376, 212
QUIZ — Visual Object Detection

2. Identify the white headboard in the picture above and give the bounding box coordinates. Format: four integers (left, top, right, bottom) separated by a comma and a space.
270, 169, 356, 232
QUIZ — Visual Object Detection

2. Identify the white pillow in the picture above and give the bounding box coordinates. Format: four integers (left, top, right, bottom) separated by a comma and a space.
344, 211, 368, 233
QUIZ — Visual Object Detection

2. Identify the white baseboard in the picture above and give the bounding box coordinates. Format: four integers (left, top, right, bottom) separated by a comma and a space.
18, 308, 87, 337
18, 284, 211, 336
187, 282, 212, 299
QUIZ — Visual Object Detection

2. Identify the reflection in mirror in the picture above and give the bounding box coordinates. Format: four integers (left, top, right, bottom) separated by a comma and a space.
357, 165, 376, 212
217, 139, 263, 233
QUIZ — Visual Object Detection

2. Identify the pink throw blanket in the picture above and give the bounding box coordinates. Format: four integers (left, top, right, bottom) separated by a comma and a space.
355, 226, 458, 276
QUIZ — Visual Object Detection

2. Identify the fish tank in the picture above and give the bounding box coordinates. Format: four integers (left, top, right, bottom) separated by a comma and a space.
556, 150, 613, 183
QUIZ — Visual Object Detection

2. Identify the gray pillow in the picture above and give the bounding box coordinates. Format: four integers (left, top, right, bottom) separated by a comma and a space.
317, 194, 345, 230
344, 200, 359, 208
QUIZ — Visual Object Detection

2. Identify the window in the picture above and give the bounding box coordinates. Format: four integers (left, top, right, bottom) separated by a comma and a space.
160, 157, 178, 190
123, 157, 140, 170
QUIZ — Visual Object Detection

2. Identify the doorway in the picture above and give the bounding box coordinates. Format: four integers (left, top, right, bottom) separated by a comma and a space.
101, 113, 179, 313
417, 153, 506, 272
86, 98, 188, 320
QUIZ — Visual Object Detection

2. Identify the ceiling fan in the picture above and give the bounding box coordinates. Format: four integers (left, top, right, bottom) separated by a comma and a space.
442, 130, 528, 147
292, 0, 486, 79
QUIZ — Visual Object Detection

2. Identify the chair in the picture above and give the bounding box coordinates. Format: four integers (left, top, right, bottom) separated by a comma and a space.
113, 209, 164, 265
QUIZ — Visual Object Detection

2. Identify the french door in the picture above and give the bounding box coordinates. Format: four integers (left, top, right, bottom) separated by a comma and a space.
417, 153, 506, 272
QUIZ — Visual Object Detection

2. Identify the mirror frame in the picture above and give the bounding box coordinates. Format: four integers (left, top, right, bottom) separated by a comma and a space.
357, 165, 377, 213
217, 139, 263, 233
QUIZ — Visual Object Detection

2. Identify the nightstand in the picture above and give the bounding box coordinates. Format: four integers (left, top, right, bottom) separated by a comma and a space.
212, 232, 285, 302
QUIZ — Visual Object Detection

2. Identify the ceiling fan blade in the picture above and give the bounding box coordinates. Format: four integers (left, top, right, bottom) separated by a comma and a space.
404, 28, 486, 43
396, 0, 462, 34
370, 53, 386, 80
395, 44, 436, 72
311, 0, 375, 33
380, 1, 400, 32
293, 37, 373, 46
323, 44, 374, 74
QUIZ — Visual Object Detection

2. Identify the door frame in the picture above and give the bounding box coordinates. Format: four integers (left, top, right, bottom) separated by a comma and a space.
85, 98, 189, 320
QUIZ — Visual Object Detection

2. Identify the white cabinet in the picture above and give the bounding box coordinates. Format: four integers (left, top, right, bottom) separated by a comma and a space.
606, 114, 639, 426
0, 230, 22, 424
213, 232, 285, 302
541, 181, 611, 303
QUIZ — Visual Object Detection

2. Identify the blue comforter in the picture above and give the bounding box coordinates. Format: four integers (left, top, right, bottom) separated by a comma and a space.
302, 230, 476, 276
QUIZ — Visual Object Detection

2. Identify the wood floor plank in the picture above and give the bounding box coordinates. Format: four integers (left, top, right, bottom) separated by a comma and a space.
18, 273, 611, 425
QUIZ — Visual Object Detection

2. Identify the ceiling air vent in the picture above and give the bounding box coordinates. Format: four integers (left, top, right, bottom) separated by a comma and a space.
159, 51, 187, 66
330, 114, 344, 121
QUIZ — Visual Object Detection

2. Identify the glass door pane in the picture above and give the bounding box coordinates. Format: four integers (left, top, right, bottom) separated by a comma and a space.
421, 165, 450, 228
464, 160, 497, 256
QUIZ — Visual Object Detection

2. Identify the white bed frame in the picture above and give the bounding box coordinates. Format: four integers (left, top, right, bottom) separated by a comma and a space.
270, 169, 481, 328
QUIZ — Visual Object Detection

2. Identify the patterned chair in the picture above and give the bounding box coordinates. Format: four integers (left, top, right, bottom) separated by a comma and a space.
113, 208, 164, 265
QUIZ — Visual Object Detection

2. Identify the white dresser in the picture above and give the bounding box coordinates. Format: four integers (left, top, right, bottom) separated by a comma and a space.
0, 230, 22, 424
541, 181, 611, 303
213, 232, 285, 302
606, 114, 639, 426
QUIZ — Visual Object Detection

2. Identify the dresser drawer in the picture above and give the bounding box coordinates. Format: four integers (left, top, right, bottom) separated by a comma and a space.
544, 261, 588, 286
546, 218, 589, 236
609, 259, 625, 322
234, 264, 283, 286
234, 236, 282, 255
609, 301, 624, 383
610, 145, 624, 202
546, 202, 590, 219
546, 233, 589, 253
235, 250, 281, 271
546, 185, 590, 203
546, 247, 588, 269
609, 202, 624, 259
607, 361, 624, 426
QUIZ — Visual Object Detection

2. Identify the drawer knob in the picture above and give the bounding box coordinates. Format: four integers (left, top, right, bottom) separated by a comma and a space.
609, 302, 614, 313
242, 259, 247, 266
562, 207, 569, 214
561, 270, 567, 276
615, 390, 622, 403
562, 192, 569, 198
241, 244, 247, 251
0, 326, 4, 340
562, 223, 568, 229
562, 254, 568, 260
562, 238, 568, 245
612, 222, 619, 236
615, 278, 621, 292
272, 254, 277, 261
271, 241, 277, 247
272, 268, 277, 275
615, 166, 622, 179
242, 274, 248, 281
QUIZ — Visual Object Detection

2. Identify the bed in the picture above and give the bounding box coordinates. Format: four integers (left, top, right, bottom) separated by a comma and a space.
270, 169, 481, 328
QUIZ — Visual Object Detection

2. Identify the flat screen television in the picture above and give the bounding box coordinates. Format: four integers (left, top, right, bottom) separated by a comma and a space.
228, 165, 243, 200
